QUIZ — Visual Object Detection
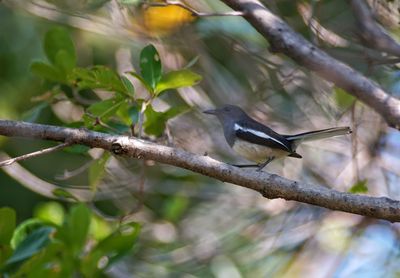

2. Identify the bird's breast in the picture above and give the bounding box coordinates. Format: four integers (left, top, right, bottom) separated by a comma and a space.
232, 138, 289, 163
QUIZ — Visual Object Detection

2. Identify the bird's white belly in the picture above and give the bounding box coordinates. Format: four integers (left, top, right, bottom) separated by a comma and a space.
232, 139, 289, 163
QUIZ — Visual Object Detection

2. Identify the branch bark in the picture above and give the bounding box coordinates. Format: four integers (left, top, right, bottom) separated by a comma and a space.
219, 0, 400, 129
1, 119, 400, 222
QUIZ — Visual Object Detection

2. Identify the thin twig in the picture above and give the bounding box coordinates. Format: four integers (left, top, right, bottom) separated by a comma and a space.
0, 142, 71, 167
55, 160, 95, 180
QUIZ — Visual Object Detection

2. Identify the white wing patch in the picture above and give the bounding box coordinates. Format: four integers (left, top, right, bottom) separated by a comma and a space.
234, 123, 288, 149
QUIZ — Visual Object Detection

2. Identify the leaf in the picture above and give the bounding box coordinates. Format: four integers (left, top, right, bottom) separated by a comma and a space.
30, 62, 64, 82
10, 219, 47, 249
0, 207, 16, 245
44, 27, 76, 69
86, 97, 125, 121
120, 75, 135, 96
349, 179, 368, 194
128, 71, 152, 93
59, 203, 91, 254
143, 104, 187, 137
89, 152, 110, 191
96, 223, 140, 254
54, 49, 76, 73
10, 242, 64, 278
116, 102, 140, 125
95, 222, 140, 260
163, 196, 189, 222
34, 202, 65, 226
5, 226, 53, 265
84, 222, 140, 273
334, 87, 355, 110
71, 66, 126, 94
52, 188, 79, 201
140, 44, 162, 91
155, 69, 202, 94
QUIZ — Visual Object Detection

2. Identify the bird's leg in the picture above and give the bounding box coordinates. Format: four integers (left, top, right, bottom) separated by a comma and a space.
256, 157, 274, 171
230, 163, 259, 168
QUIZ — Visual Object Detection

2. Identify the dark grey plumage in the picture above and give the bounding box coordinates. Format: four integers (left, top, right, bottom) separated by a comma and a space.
204, 105, 351, 170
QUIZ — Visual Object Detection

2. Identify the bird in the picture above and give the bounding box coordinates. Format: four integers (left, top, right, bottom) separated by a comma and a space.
204, 105, 351, 171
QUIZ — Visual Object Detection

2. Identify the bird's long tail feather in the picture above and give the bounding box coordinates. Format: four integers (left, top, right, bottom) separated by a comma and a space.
285, 127, 351, 147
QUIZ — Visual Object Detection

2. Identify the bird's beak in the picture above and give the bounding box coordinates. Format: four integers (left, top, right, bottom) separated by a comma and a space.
203, 109, 217, 115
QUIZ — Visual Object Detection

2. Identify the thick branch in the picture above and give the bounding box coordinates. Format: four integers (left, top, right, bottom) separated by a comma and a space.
220, 0, 400, 129
0, 120, 399, 222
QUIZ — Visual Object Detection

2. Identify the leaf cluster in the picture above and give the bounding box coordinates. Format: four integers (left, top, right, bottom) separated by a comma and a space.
0, 204, 140, 277
30, 28, 202, 137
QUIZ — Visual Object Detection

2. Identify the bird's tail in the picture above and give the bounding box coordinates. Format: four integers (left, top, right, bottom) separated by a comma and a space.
285, 127, 351, 147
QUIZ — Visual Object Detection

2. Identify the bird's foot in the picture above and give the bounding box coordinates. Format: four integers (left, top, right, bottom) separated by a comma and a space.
256, 157, 275, 171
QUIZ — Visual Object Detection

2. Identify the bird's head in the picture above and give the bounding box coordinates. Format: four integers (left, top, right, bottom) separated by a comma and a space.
203, 105, 247, 122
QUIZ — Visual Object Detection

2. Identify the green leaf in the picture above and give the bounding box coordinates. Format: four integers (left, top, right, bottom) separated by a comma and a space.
30, 62, 64, 82
11, 241, 64, 278
144, 105, 187, 137
52, 188, 79, 201
140, 44, 162, 91
155, 69, 202, 94
0, 207, 16, 245
334, 87, 355, 110
59, 203, 91, 254
6, 226, 53, 265
95, 222, 140, 259
87, 97, 125, 121
120, 75, 135, 96
349, 179, 368, 194
55, 49, 75, 73
128, 71, 153, 93
83, 222, 140, 274
34, 202, 65, 226
71, 66, 126, 93
89, 152, 110, 191
44, 27, 76, 69
163, 196, 189, 222
10, 219, 47, 249
116, 102, 139, 126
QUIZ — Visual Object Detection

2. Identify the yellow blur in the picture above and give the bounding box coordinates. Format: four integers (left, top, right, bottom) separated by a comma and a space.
141, 5, 197, 37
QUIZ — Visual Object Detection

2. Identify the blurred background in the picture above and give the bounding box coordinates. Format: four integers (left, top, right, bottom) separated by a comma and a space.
1, 0, 400, 277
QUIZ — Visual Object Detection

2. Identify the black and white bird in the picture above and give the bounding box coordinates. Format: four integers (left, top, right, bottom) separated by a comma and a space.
204, 105, 351, 170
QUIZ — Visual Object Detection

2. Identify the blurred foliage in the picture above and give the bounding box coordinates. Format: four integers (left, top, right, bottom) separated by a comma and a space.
1, 0, 400, 277
0, 203, 140, 277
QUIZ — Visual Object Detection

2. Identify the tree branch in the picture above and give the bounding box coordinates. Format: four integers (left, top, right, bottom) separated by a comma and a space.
0, 119, 399, 222
219, 0, 400, 129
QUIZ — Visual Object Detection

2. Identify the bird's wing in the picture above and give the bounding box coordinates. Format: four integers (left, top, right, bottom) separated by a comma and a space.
234, 121, 292, 152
